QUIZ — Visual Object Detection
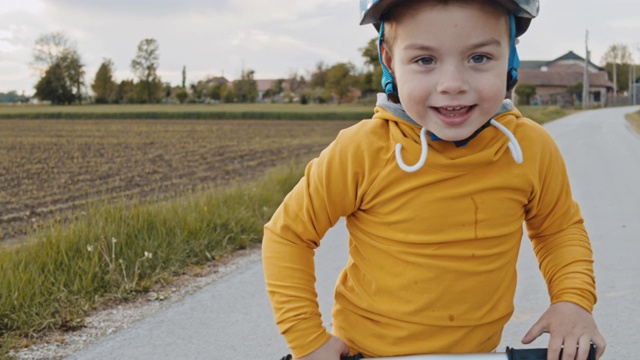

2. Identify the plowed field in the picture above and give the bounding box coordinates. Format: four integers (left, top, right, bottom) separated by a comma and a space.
0, 119, 357, 245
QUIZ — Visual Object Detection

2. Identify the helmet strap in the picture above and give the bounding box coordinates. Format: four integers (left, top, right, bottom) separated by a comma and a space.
506, 13, 520, 92
377, 20, 400, 103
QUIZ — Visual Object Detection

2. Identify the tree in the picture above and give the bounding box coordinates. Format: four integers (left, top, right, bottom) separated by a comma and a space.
514, 83, 536, 105
92, 59, 117, 103
601, 44, 633, 96
309, 62, 329, 88
64, 51, 85, 104
175, 88, 188, 104
115, 79, 137, 103
326, 63, 356, 104
31, 32, 85, 104
35, 62, 74, 104
182, 66, 186, 89
359, 37, 383, 95
131, 38, 162, 103
233, 69, 258, 102
209, 82, 232, 102
31, 32, 72, 74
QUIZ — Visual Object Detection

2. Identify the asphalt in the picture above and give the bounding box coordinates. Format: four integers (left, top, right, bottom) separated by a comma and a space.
67, 105, 640, 360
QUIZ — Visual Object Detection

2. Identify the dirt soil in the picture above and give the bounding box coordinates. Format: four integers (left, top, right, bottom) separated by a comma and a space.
0, 118, 357, 246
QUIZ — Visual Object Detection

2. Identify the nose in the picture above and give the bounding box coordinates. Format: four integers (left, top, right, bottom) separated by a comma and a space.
436, 63, 468, 95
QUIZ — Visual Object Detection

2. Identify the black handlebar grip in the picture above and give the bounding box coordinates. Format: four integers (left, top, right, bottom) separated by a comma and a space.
506, 343, 596, 360
280, 353, 363, 360
341, 354, 363, 360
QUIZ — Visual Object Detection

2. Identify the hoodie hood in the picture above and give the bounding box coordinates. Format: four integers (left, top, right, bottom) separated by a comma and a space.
372, 93, 524, 172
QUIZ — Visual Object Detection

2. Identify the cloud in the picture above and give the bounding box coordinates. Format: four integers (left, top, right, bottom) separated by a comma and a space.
606, 17, 640, 30
0, 0, 45, 17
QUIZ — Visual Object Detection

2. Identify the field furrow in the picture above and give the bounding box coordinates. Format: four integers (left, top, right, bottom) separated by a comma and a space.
0, 119, 357, 243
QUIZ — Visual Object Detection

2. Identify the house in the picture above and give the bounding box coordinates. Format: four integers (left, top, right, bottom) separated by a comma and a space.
206, 76, 230, 88
255, 79, 291, 102
516, 51, 614, 108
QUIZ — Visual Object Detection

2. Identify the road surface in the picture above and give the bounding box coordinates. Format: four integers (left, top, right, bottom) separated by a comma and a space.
68, 106, 640, 359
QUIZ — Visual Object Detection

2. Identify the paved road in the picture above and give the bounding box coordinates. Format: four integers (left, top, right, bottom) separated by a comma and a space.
68, 106, 640, 360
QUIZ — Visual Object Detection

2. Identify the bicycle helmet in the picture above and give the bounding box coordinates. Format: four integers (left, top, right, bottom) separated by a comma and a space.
359, 0, 540, 100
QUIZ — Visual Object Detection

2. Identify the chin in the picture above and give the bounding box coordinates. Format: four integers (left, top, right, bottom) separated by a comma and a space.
433, 129, 475, 142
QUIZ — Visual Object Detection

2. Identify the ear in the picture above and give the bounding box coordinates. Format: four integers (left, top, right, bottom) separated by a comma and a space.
380, 42, 394, 75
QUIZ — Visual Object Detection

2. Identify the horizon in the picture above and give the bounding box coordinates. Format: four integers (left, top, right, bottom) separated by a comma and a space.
1, 0, 639, 96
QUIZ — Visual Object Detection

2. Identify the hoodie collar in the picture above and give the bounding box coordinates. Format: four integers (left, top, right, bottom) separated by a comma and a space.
373, 93, 523, 172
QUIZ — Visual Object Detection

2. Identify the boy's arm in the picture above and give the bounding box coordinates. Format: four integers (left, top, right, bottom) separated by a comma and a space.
523, 129, 604, 358
263, 130, 367, 358
524, 127, 596, 311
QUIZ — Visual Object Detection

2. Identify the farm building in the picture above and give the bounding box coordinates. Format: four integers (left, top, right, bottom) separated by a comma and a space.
516, 51, 614, 108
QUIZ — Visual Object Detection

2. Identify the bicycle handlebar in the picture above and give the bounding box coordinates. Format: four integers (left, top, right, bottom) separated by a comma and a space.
338, 344, 596, 360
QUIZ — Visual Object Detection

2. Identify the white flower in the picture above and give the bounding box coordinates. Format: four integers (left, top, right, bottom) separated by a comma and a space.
87, 245, 94, 252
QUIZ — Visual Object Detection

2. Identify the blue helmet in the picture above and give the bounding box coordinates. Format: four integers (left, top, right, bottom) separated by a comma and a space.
360, 0, 538, 36
360, 0, 540, 100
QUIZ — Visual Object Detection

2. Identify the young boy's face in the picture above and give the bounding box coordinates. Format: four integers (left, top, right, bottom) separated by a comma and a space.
382, 0, 511, 141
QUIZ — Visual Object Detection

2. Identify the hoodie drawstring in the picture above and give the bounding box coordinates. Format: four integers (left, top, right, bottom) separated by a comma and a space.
489, 119, 523, 164
395, 120, 523, 173
395, 127, 428, 173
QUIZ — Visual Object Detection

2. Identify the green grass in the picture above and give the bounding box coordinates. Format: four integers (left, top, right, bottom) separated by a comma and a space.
0, 102, 575, 123
625, 110, 640, 133
518, 105, 576, 124
0, 161, 305, 355
0, 103, 373, 120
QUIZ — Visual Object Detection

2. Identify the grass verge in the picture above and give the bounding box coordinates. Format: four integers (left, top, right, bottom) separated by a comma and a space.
0, 103, 573, 122
625, 109, 640, 134
0, 103, 372, 120
0, 161, 305, 357
518, 105, 575, 124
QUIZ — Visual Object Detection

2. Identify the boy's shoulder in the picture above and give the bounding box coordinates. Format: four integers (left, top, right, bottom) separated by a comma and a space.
337, 114, 402, 142
498, 107, 554, 141
497, 108, 563, 159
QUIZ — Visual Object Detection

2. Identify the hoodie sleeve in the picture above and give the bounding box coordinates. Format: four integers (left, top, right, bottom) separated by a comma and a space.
262, 122, 377, 357
523, 124, 597, 312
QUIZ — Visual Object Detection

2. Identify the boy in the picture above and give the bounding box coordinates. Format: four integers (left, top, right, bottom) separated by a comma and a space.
263, 0, 606, 359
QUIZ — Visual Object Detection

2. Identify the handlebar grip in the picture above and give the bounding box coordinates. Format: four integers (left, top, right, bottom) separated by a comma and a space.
506, 343, 596, 360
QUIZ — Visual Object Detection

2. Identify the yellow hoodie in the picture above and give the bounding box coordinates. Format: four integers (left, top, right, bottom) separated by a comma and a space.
262, 102, 596, 358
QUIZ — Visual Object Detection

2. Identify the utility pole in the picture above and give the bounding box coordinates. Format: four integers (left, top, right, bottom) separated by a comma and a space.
582, 30, 590, 109
633, 63, 637, 106
629, 44, 640, 105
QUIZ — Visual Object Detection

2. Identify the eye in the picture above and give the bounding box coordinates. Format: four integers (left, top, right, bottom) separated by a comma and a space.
470, 54, 490, 64
416, 57, 435, 66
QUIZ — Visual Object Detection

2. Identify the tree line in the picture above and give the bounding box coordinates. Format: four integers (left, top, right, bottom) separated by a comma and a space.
13, 32, 638, 106
26, 32, 383, 106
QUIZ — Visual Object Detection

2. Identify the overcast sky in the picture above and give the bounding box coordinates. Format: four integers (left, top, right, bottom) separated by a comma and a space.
1, 0, 639, 95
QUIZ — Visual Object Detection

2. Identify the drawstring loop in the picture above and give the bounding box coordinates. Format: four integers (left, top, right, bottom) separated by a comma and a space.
395, 127, 428, 172
489, 119, 523, 164
394, 120, 523, 173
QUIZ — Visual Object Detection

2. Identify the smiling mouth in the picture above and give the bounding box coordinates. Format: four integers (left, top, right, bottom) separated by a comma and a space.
434, 105, 476, 117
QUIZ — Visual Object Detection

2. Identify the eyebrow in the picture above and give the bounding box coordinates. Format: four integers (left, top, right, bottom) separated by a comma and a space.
403, 38, 504, 52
